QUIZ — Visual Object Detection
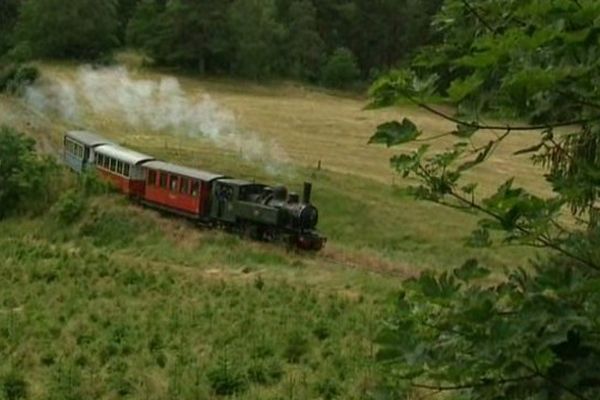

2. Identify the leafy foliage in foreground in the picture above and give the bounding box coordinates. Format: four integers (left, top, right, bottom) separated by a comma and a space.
370, 0, 600, 398
378, 257, 600, 399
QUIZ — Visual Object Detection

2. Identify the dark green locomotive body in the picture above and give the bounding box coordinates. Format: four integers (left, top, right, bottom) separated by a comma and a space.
209, 179, 325, 250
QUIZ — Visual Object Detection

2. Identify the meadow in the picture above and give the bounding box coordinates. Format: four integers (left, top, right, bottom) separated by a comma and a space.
0, 61, 543, 399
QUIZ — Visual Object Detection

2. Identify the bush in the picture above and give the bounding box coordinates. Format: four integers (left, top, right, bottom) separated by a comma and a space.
206, 358, 248, 396
284, 331, 310, 363
315, 377, 340, 400
0, 126, 60, 219
78, 170, 111, 196
321, 48, 360, 89
1, 371, 27, 400
0, 64, 39, 94
246, 359, 284, 385
79, 207, 152, 248
53, 190, 86, 224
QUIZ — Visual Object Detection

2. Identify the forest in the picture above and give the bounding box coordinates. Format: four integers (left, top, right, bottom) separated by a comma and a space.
0, 0, 442, 86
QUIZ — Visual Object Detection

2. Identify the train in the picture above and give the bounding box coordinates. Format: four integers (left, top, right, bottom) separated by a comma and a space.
63, 130, 326, 251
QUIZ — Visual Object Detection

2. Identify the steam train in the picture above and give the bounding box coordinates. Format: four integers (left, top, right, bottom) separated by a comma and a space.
63, 131, 326, 251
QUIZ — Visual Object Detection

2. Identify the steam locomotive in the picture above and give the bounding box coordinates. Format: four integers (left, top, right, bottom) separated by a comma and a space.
63, 130, 326, 251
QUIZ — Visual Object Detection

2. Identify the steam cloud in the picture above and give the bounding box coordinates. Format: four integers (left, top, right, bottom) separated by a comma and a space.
24, 66, 291, 174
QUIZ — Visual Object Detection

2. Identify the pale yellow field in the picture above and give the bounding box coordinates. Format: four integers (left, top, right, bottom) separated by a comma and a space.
1, 61, 547, 196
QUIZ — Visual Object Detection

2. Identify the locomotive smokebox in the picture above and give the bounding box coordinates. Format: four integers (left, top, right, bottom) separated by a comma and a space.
303, 182, 313, 204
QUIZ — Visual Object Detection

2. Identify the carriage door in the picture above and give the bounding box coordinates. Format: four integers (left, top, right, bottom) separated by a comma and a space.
215, 182, 235, 221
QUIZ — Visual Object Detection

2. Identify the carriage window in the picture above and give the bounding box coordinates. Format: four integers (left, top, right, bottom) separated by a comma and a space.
180, 178, 190, 194
117, 161, 123, 175
77, 145, 84, 159
110, 158, 116, 172
147, 170, 156, 185
123, 164, 130, 177
191, 181, 200, 196
103, 156, 110, 169
170, 175, 179, 192
159, 172, 168, 188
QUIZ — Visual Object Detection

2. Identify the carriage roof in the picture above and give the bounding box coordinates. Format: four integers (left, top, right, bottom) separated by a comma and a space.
142, 161, 226, 182
94, 144, 155, 165
65, 131, 111, 147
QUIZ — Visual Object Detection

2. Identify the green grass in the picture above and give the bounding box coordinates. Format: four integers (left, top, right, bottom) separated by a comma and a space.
128, 142, 536, 273
0, 200, 394, 400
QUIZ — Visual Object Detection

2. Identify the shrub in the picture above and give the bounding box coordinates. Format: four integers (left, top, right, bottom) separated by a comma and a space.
0, 126, 61, 218
53, 190, 86, 224
321, 48, 360, 89
284, 331, 310, 363
246, 359, 284, 385
0, 64, 39, 94
312, 320, 331, 341
79, 207, 149, 248
1, 371, 27, 400
315, 377, 340, 400
206, 358, 248, 396
78, 170, 111, 196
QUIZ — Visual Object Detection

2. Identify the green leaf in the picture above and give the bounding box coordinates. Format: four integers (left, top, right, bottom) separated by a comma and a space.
454, 259, 491, 282
533, 348, 557, 373
461, 183, 478, 194
563, 28, 591, 43
447, 74, 485, 102
452, 123, 479, 139
458, 141, 495, 171
466, 228, 492, 248
369, 119, 422, 147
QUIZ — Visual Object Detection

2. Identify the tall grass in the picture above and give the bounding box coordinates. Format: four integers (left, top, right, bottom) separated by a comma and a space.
0, 202, 394, 399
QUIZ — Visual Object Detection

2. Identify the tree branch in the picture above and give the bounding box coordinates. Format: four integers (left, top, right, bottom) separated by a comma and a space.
411, 374, 538, 391
411, 96, 600, 131
558, 90, 600, 112
461, 0, 496, 33
448, 190, 600, 273
525, 365, 592, 400
415, 132, 454, 142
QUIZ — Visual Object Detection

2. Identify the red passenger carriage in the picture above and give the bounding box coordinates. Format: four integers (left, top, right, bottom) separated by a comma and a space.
93, 145, 154, 197
141, 161, 225, 219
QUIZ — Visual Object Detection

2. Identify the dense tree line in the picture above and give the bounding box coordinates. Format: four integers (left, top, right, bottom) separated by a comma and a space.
0, 0, 443, 87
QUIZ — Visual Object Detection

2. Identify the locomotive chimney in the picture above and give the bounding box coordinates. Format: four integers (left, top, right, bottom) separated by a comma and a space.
303, 182, 312, 204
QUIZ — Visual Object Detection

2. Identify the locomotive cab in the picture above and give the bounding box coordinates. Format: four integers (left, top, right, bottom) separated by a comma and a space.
210, 179, 280, 225
210, 179, 325, 250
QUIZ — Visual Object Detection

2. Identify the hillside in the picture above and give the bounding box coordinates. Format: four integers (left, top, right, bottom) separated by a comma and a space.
1, 61, 543, 270
0, 62, 541, 399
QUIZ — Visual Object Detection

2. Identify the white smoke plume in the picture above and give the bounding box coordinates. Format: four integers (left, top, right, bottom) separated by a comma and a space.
24, 66, 291, 174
